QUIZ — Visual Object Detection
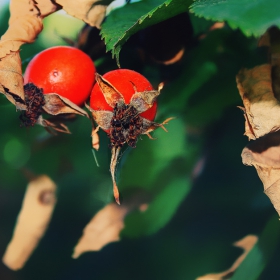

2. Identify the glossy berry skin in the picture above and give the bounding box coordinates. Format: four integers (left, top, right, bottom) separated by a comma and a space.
24, 46, 96, 106
90, 69, 157, 121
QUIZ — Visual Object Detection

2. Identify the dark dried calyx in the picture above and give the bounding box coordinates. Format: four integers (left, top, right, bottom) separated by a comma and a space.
20, 83, 45, 127
109, 103, 143, 148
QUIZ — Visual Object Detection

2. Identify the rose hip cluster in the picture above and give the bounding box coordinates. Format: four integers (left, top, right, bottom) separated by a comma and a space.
23, 46, 172, 204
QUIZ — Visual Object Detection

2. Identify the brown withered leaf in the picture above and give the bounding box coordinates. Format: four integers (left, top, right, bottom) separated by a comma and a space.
196, 235, 258, 280
34, 0, 61, 17
238, 28, 280, 217
2, 175, 57, 270
72, 194, 149, 258
72, 204, 127, 257
259, 27, 280, 100
0, 0, 60, 57
55, 0, 115, 29
43, 94, 89, 117
0, 52, 26, 109
236, 64, 280, 140
0, 0, 60, 106
1, 1, 41, 58
242, 131, 280, 216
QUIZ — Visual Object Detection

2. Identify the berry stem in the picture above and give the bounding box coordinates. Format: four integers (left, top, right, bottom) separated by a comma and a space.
110, 146, 121, 205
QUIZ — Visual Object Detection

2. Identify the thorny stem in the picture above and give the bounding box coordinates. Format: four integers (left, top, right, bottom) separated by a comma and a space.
110, 146, 121, 205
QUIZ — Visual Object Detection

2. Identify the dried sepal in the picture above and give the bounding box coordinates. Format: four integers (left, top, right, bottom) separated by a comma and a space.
20, 83, 90, 133
36, 115, 71, 134
85, 103, 101, 150
130, 82, 164, 113
141, 117, 175, 137
95, 73, 125, 108
91, 125, 100, 151
43, 94, 88, 117
89, 108, 114, 131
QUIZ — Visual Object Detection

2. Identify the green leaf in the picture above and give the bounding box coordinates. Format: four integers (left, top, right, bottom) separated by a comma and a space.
101, 0, 192, 66
119, 118, 188, 190
232, 214, 280, 280
122, 177, 191, 237
119, 118, 200, 237
190, 0, 280, 37
189, 12, 214, 36
160, 61, 217, 115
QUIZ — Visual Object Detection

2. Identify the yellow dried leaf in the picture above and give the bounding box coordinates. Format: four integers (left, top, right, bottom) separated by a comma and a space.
196, 235, 258, 280
0, 0, 59, 105
0, 0, 46, 58
72, 204, 128, 258
260, 28, 280, 100
56, 0, 115, 28
236, 64, 280, 140
239, 27, 280, 217
73, 198, 149, 258
242, 131, 280, 216
2, 175, 57, 270
0, 51, 26, 108
33, 0, 61, 17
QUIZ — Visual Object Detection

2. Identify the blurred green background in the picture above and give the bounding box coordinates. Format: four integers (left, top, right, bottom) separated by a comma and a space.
1, 2, 280, 280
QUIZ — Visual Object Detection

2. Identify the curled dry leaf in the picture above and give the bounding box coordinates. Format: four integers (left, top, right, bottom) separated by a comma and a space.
238, 28, 280, 217
196, 235, 258, 280
0, 52, 26, 109
1, 0, 41, 58
242, 131, 280, 216
55, 0, 115, 28
33, 0, 61, 17
259, 27, 280, 101
2, 175, 57, 270
236, 64, 280, 140
72, 194, 149, 258
0, 0, 59, 106
72, 204, 128, 257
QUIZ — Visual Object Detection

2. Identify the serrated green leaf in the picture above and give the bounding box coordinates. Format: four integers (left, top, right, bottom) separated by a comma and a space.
232, 214, 280, 280
101, 0, 192, 66
190, 0, 280, 37
122, 177, 191, 237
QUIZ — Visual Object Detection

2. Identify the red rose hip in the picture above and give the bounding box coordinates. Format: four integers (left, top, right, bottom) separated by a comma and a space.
90, 69, 157, 122
24, 46, 96, 106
